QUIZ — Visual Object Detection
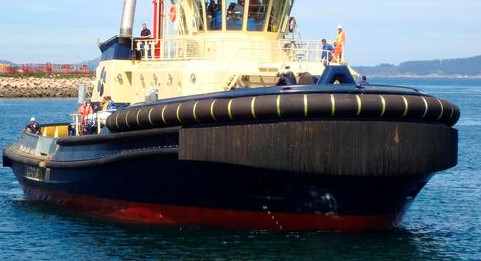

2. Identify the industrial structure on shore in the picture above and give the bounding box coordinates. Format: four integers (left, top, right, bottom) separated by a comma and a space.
0, 63, 91, 75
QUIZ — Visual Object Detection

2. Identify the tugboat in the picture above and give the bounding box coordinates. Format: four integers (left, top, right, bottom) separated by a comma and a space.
2, 0, 460, 231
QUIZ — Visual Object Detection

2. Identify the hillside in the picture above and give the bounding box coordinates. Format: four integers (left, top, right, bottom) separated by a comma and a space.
0, 60, 15, 65
81, 57, 100, 71
354, 55, 481, 77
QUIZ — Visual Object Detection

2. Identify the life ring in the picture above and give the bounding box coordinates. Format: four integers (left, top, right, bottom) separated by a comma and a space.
169, 5, 176, 23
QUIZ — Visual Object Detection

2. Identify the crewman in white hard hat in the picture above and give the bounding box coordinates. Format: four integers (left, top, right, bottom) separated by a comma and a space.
334, 24, 346, 62
25, 116, 41, 134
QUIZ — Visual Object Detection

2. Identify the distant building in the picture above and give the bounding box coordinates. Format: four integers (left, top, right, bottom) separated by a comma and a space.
0, 63, 92, 75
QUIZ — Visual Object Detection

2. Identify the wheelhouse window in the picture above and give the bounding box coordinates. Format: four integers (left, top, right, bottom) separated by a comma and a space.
267, 0, 294, 32
226, 0, 244, 30
201, 0, 294, 32
247, 0, 266, 31
207, 0, 222, 30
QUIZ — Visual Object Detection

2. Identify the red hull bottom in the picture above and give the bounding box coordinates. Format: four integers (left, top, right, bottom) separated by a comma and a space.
24, 187, 404, 231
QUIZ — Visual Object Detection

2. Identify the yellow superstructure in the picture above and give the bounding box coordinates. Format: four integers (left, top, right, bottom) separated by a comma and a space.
91, 0, 358, 105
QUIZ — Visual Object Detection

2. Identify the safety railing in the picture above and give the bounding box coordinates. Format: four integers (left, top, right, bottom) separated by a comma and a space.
71, 111, 110, 136
134, 37, 346, 64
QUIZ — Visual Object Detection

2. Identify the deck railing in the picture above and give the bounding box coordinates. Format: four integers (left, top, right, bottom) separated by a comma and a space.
134, 37, 344, 64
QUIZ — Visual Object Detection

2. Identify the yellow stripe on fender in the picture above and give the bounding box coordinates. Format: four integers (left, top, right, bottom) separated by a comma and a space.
228, 99, 234, 120
148, 107, 154, 125
251, 97, 257, 119
304, 94, 308, 117
330, 94, 336, 116
276, 95, 281, 118
125, 111, 130, 128
115, 113, 120, 129
436, 99, 444, 120
161, 105, 168, 124
136, 108, 142, 126
356, 95, 362, 116
449, 103, 455, 120
192, 101, 199, 122
176, 103, 183, 123
421, 97, 428, 118
402, 96, 408, 117
210, 100, 217, 121
379, 95, 386, 117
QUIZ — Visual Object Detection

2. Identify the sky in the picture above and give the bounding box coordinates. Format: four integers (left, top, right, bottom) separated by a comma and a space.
1, 0, 480, 66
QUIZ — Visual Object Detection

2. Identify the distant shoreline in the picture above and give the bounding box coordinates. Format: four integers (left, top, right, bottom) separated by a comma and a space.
1, 74, 479, 99
0, 75, 93, 98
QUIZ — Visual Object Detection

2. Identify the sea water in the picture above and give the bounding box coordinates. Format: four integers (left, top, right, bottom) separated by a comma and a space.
0, 78, 480, 260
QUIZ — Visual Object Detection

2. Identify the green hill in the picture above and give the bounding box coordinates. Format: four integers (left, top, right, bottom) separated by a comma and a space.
354, 55, 481, 77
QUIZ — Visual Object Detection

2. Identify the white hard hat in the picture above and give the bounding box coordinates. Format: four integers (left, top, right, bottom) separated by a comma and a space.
338, 24, 343, 29
30, 117, 36, 121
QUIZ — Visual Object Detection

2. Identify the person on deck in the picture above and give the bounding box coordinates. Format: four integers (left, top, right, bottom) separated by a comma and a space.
140, 23, 152, 57
25, 117, 41, 135
100, 96, 116, 111
335, 24, 346, 61
140, 23, 152, 38
359, 75, 369, 85
332, 42, 342, 63
321, 38, 334, 63
77, 100, 94, 134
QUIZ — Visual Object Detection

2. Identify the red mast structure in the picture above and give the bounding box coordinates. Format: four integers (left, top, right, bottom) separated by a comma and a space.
152, 0, 164, 57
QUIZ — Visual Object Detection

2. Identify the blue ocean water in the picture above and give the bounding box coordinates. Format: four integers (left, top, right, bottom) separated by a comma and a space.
1, 78, 480, 260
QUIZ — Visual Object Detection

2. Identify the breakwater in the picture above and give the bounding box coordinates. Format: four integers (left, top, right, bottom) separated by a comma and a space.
0, 76, 93, 98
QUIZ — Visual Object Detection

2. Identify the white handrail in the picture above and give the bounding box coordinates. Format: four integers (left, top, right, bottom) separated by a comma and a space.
134, 37, 347, 64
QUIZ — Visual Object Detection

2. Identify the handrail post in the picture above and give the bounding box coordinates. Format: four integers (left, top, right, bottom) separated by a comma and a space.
97, 112, 102, 134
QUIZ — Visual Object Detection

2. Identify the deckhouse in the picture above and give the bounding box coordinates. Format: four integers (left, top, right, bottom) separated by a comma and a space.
93, 0, 356, 104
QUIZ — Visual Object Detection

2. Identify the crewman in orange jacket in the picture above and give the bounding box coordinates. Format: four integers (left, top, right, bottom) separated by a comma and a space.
77, 100, 93, 134
335, 24, 346, 62
332, 42, 342, 63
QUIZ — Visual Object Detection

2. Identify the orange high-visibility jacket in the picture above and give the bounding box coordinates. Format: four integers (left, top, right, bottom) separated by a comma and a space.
77, 102, 93, 124
336, 31, 346, 45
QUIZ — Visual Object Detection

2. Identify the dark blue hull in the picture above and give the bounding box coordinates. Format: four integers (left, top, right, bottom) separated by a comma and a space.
2, 85, 460, 231
8, 154, 432, 230
3, 118, 455, 230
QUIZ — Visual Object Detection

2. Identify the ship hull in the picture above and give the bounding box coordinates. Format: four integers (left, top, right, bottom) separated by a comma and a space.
8, 156, 432, 231
3, 117, 457, 231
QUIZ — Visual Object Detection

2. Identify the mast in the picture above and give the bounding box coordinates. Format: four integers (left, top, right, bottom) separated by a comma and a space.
153, 0, 164, 39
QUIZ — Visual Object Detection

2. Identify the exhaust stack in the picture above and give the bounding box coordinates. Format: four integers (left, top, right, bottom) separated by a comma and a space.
119, 0, 137, 37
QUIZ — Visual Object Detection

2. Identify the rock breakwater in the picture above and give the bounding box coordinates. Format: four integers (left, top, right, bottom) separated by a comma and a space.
0, 76, 94, 98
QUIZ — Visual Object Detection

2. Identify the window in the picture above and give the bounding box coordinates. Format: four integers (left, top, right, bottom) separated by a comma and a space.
247, 0, 266, 31
226, 0, 244, 30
